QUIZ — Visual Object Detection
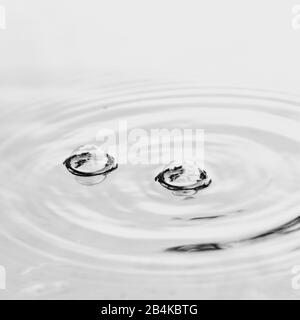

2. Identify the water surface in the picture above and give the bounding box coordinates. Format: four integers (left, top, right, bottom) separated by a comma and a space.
0, 81, 300, 299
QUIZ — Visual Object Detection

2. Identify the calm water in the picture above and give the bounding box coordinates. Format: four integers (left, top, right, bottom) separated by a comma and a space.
0, 80, 300, 299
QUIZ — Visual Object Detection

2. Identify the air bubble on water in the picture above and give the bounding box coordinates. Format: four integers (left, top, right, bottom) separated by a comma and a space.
63, 144, 118, 185
155, 160, 211, 195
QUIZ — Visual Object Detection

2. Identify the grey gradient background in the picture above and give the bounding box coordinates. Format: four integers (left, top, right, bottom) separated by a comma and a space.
0, 0, 300, 91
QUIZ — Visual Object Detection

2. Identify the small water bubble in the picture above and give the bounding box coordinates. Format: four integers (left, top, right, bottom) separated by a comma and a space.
155, 160, 211, 195
63, 144, 118, 185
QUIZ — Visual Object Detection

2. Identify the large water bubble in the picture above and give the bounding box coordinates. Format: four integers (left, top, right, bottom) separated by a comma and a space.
63, 144, 118, 185
155, 160, 211, 196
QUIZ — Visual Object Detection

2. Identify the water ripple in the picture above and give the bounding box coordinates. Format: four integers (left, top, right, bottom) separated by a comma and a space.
1, 82, 300, 298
